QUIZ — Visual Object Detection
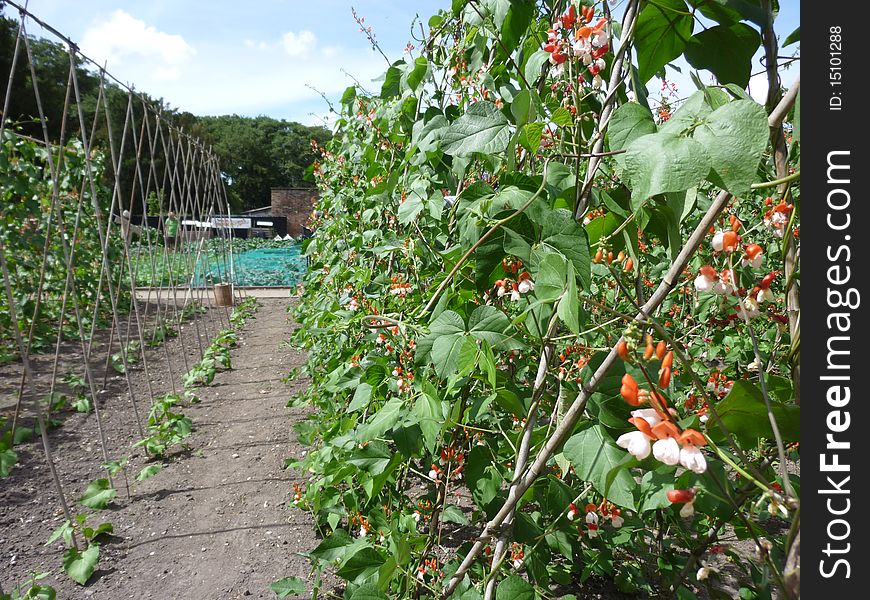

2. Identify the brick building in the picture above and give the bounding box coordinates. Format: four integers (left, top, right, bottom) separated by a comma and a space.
269, 187, 318, 237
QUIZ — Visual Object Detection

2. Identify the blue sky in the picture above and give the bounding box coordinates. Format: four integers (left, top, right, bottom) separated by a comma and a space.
4, 1, 798, 126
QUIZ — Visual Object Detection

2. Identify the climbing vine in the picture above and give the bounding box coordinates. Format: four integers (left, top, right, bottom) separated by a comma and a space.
0, 131, 128, 363
287, 0, 799, 598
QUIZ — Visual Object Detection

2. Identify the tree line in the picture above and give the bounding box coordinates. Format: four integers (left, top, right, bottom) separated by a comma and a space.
1, 15, 331, 212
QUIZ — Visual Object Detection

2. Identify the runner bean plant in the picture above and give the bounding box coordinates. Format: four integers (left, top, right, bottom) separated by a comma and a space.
287, 1, 799, 598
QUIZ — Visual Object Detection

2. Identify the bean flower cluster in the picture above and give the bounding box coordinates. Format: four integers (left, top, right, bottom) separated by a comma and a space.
614, 333, 709, 474
567, 499, 624, 538
694, 214, 780, 320
543, 4, 610, 89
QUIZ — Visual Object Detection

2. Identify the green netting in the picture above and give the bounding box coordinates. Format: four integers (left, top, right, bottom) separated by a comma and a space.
199, 245, 307, 287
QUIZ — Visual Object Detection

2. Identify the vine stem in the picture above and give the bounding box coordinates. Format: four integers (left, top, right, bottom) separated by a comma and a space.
725, 260, 795, 501
0, 239, 79, 550
667, 457, 776, 593
444, 186, 734, 597
418, 160, 551, 317
466, 0, 531, 90
750, 170, 800, 189
443, 78, 799, 597
584, 295, 773, 492
760, 2, 800, 588
484, 310, 559, 599
573, 0, 640, 219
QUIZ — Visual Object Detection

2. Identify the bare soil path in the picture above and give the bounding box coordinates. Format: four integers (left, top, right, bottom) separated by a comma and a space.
2, 298, 321, 599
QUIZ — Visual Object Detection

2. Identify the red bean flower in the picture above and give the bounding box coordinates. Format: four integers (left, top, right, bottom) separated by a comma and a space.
712, 230, 739, 252
742, 244, 764, 269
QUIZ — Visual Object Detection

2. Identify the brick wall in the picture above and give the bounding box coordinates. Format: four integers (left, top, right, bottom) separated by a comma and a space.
270, 188, 317, 237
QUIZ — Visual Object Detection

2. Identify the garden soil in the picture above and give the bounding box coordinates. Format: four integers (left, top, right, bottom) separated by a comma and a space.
1, 296, 777, 599
1, 298, 332, 599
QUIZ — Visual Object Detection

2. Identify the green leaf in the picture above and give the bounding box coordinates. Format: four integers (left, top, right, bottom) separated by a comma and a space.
639, 467, 678, 512
349, 441, 393, 473
479, 342, 498, 388
381, 62, 403, 98
71, 394, 92, 413
541, 208, 592, 289
524, 49, 550, 84
500, 0, 535, 52
546, 530, 575, 560
557, 260, 581, 333
415, 391, 444, 453
534, 253, 567, 302
545, 162, 576, 195
136, 465, 162, 481
563, 425, 637, 509
357, 398, 403, 441
634, 0, 694, 84
494, 388, 526, 419
418, 306, 523, 377
89, 522, 113, 540
63, 544, 99, 585
510, 89, 537, 128
707, 380, 800, 445
0, 447, 17, 477
465, 446, 502, 507
13, 425, 34, 444
442, 101, 511, 156
432, 333, 471, 379
336, 547, 385, 583
79, 479, 117, 510
348, 383, 373, 412
623, 133, 711, 203
504, 228, 532, 263
518, 122, 545, 152
585, 211, 622, 246
349, 583, 389, 600
404, 57, 429, 91
271, 576, 306, 598
423, 310, 465, 348
783, 25, 800, 47
607, 103, 657, 168
692, 98, 769, 196
16, 582, 56, 600
340, 85, 357, 106
310, 529, 354, 564
685, 24, 761, 88
468, 305, 522, 351
46, 520, 74, 547
659, 88, 729, 135
496, 575, 534, 600
442, 504, 469, 525
457, 335, 481, 376
687, 0, 767, 26
551, 107, 573, 128
398, 188, 426, 225
765, 374, 794, 404
390, 426, 423, 460
412, 114, 449, 152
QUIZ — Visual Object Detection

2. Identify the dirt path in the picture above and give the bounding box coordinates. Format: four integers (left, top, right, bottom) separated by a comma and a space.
2, 298, 322, 599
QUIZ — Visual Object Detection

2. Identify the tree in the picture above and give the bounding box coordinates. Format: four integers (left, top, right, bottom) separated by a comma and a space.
2, 16, 331, 215
198, 115, 331, 211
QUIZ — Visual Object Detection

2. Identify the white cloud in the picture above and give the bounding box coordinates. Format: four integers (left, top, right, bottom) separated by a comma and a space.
81, 10, 195, 81
76, 13, 391, 123
189, 46, 386, 118
282, 30, 317, 57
